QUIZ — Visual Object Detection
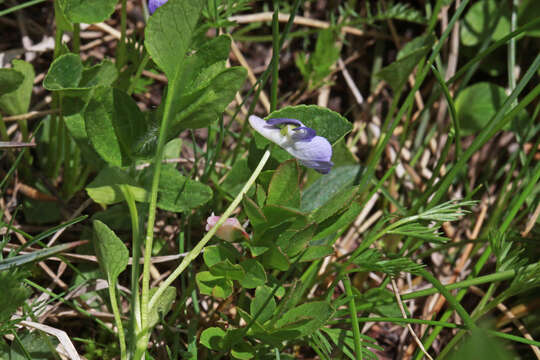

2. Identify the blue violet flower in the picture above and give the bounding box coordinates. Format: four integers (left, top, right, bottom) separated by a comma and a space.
249, 115, 333, 174
148, 0, 167, 14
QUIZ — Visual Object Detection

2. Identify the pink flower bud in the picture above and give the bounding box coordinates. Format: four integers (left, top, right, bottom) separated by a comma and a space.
206, 213, 249, 242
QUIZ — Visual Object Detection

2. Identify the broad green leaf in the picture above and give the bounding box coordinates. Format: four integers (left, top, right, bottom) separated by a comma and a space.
266, 160, 300, 208
376, 40, 433, 92
398, 34, 436, 60
0, 68, 24, 96
296, 245, 333, 262
267, 105, 352, 144
145, 0, 204, 78
85, 87, 126, 166
59, 0, 118, 24
282, 225, 314, 257
296, 28, 340, 89
110, 88, 147, 159
262, 205, 308, 227
301, 165, 362, 213
461, 0, 510, 46
169, 36, 247, 131
92, 220, 129, 281
275, 301, 335, 337
209, 260, 245, 281
203, 244, 240, 267
251, 286, 276, 324
176, 35, 230, 94
196, 271, 233, 298
54, 0, 73, 32
171, 66, 247, 130
200, 327, 226, 351
259, 245, 289, 271
238, 259, 267, 288
10, 331, 57, 360
242, 196, 267, 229
148, 286, 176, 328
62, 97, 105, 167
81, 86, 146, 165
311, 201, 362, 243
231, 342, 255, 360
0, 270, 30, 323
140, 165, 213, 212
311, 185, 358, 224
86, 167, 147, 205
448, 328, 515, 360
43, 54, 117, 95
222, 158, 252, 198
455, 82, 528, 136
0, 60, 34, 115
43, 53, 82, 90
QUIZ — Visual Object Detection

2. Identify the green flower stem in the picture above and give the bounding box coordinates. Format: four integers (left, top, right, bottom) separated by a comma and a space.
107, 279, 127, 360
120, 186, 142, 343
344, 276, 363, 360
148, 149, 271, 310
140, 77, 179, 345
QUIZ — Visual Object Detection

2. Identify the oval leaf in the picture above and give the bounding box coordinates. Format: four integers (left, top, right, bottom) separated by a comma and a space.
93, 220, 129, 281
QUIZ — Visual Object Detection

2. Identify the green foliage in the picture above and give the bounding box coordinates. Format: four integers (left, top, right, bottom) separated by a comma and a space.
145, 0, 205, 79
58, 0, 118, 24
448, 328, 515, 360
266, 160, 300, 208
148, 287, 176, 329
0, 270, 30, 331
366, 1, 427, 24
0, 67, 23, 97
140, 165, 213, 212
349, 249, 424, 276
9, 331, 58, 360
43, 54, 117, 94
460, 0, 510, 47
267, 105, 352, 145
376, 35, 434, 92
93, 220, 129, 282
295, 28, 341, 90
0, 60, 34, 115
455, 82, 528, 136
86, 167, 147, 205
9, 0, 540, 359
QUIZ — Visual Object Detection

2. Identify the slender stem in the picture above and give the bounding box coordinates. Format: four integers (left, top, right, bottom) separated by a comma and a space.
417, 269, 476, 330
107, 280, 127, 360
149, 150, 271, 309
0, 0, 46, 16
344, 276, 362, 360
121, 186, 142, 343
140, 77, 178, 340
